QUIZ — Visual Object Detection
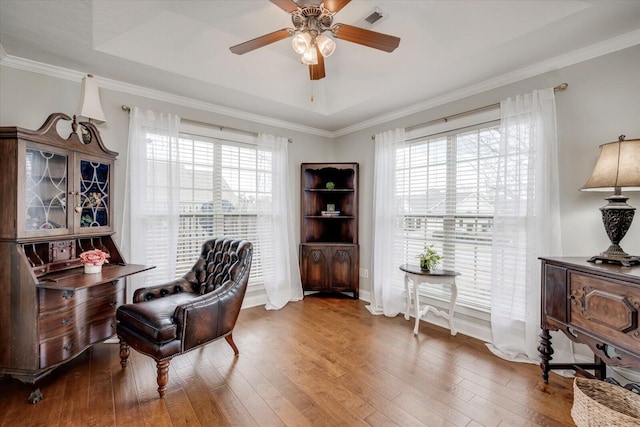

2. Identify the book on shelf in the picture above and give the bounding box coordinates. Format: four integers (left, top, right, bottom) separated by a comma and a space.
321, 210, 341, 217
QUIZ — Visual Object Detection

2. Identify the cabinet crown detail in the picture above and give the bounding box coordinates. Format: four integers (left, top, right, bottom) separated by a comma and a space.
1, 113, 118, 241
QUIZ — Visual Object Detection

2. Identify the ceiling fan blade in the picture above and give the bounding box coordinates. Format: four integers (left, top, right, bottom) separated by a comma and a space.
332, 24, 400, 53
309, 46, 326, 80
229, 29, 292, 55
323, 0, 351, 13
269, 0, 299, 13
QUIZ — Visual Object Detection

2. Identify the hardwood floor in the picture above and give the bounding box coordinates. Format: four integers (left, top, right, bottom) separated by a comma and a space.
0, 296, 575, 426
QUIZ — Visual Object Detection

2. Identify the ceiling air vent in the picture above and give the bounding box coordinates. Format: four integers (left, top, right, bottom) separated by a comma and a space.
363, 7, 388, 26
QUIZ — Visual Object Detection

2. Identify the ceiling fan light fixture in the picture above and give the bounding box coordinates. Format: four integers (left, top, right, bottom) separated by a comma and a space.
230, 0, 400, 80
292, 32, 311, 55
316, 34, 336, 57
301, 44, 318, 65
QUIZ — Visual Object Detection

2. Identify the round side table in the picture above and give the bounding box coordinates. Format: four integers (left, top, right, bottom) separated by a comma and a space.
400, 264, 461, 336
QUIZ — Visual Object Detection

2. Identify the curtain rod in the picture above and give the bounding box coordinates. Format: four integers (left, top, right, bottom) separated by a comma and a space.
371, 83, 568, 140
121, 105, 293, 143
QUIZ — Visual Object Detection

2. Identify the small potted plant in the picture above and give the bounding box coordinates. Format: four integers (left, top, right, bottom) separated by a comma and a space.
79, 249, 110, 274
417, 245, 441, 271
325, 181, 335, 190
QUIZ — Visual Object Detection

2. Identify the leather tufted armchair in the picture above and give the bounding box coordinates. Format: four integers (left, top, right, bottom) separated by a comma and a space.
116, 238, 253, 398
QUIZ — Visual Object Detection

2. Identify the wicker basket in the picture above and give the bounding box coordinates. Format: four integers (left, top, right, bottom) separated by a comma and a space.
571, 377, 640, 426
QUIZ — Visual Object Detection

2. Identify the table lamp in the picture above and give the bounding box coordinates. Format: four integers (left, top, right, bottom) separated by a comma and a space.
581, 135, 640, 266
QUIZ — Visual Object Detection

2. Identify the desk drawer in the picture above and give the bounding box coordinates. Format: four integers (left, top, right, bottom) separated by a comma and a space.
38, 291, 123, 340
38, 280, 123, 314
38, 287, 85, 314
39, 330, 82, 368
39, 313, 118, 368
569, 271, 640, 352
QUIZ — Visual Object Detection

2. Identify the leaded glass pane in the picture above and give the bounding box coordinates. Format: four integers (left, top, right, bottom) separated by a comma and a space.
25, 148, 68, 230
79, 160, 110, 228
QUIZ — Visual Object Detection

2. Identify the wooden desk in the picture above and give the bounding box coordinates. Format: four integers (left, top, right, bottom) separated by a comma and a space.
400, 264, 460, 336
539, 257, 640, 383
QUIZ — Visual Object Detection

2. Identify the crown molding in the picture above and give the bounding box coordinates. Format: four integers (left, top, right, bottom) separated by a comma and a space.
0, 54, 84, 81
0, 55, 334, 139
333, 29, 640, 137
2, 28, 639, 140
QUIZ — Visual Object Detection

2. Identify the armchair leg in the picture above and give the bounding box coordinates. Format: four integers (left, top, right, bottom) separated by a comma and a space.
225, 333, 239, 355
156, 360, 171, 398
119, 341, 130, 368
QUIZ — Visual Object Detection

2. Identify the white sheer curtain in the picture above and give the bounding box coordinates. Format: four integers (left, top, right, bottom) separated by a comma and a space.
367, 128, 407, 317
488, 88, 566, 363
256, 133, 303, 310
121, 107, 181, 295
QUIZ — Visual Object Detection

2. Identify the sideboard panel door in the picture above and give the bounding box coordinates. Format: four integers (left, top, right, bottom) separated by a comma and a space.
543, 263, 568, 323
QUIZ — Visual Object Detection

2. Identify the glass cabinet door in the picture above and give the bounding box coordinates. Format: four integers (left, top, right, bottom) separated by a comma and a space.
79, 159, 110, 229
25, 148, 68, 232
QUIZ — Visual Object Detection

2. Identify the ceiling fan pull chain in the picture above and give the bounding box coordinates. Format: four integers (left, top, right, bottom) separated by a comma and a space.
310, 80, 315, 102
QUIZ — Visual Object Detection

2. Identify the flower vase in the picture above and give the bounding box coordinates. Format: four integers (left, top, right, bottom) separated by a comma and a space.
84, 263, 102, 274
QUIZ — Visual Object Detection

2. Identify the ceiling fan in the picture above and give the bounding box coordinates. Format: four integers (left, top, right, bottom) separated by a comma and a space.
229, 0, 401, 80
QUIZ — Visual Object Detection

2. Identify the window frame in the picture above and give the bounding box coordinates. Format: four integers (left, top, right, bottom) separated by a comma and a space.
173, 123, 270, 287
397, 108, 502, 314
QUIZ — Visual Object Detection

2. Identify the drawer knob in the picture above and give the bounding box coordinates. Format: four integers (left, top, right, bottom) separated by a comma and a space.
63, 342, 74, 351
61, 316, 74, 326
109, 301, 117, 307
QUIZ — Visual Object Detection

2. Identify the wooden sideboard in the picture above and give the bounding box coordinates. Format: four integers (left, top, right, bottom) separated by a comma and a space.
539, 257, 640, 383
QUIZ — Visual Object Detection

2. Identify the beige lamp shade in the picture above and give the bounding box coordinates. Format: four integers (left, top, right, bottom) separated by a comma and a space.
77, 74, 106, 124
581, 138, 640, 191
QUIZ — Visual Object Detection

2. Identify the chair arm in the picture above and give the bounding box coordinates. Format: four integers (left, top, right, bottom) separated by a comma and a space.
133, 278, 194, 303
173, 264, 250, 352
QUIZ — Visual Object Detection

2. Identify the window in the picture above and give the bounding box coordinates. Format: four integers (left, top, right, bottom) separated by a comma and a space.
394, 122, 501, 311
143, 126, 271, 286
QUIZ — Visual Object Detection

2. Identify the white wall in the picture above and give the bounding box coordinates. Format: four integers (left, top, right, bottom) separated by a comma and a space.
2, 44, 640, 315
0, 64, 333, 306
333, 44, 640, 305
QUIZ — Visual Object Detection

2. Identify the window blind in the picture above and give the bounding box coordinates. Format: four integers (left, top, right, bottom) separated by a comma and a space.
143, 129, 272, 286
394, 122, 500, 311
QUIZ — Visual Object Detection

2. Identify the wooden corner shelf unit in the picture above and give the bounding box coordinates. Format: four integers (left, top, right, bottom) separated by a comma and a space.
0, 113, 152, 403
300, 163, 359, 299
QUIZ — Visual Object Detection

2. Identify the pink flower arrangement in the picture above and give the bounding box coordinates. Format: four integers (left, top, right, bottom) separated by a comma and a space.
79, 249, 110, 266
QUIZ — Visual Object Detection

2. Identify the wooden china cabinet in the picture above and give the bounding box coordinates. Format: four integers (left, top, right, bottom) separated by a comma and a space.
300, 163, 359, 299
0, 113, 152, 402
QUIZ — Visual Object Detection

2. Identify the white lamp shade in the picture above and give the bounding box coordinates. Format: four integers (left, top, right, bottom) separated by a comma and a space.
301, 45, 318, 65
292, 32, 311, 55
316, 34, 336, 57
77, 74, 106, 124
581, 138, 640, 191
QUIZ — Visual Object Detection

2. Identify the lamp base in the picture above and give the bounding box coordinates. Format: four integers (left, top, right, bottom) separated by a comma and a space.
588, 193, 638, 267
587, 253, 640, 267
